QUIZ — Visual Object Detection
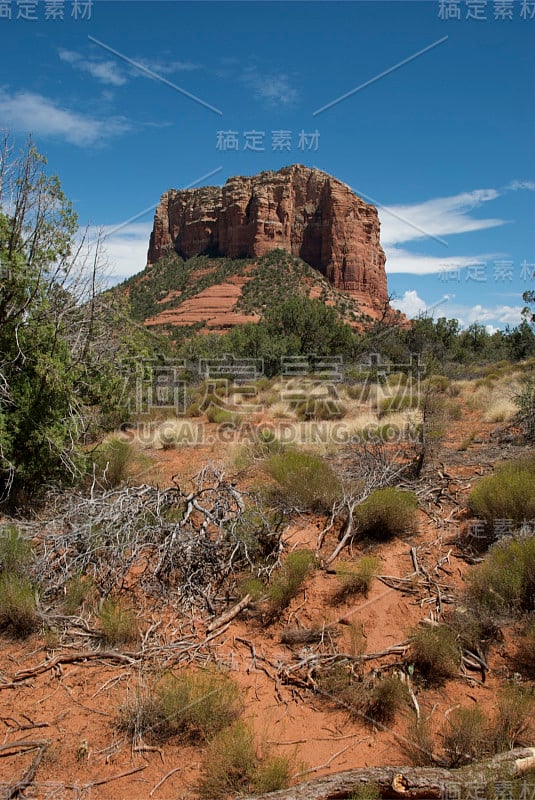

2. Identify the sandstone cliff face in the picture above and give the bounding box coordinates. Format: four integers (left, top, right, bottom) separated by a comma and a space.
147, 165, 388, 312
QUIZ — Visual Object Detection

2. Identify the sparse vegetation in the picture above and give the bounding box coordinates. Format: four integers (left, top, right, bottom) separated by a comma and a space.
91, 437, 149, 489
0, 525, 32, 575
265, 449, 342, 510
354, 488, 418, 540
443, 706, 488, 767
119, 669, 241, 744
98, 598, 138, 645
0, 573, 39, 637
409, 624, 461, 684
267, 550, 316, 614
335, 556, 380, 599
198, 720, 291, 798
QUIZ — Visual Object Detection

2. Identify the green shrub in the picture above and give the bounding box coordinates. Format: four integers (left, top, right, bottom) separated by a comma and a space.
265, 449, 341, 510
491, 684, 534, 752
467, 535, 535, 617
295, 398, 346, 421
335, 556, 380, 599
155, 669, 241, 741
205, 406, 240, 425
354, 488, 418, 540
0, 525, 32, 575
0, 573, 39, 636
468, 457, 535, 536
267, 550, 316, 613
119, 668, 241, 744
198, 720, 291, 798
409, 625, 461, 684
364, 675, 409, 725
98, 598, 138, 645
443, 706, 488, 767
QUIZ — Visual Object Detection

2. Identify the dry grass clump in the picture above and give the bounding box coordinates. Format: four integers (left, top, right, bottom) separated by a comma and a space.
317, 667, 408, 727
334, 556, 381, 600
119, 668, 241, 744
483, 397, 517, 422
267, 550, 316, 614
354, 488, 418, 541
513, 617, 535, 678
409, 624, 461, 685
198, 720, 291, 798
443, 706, 488, 767
90, 436, 151, 488
0, 526, 39, 637
98, 598, 138, 646
156, 418, 201, 448
0, 573, 40, 637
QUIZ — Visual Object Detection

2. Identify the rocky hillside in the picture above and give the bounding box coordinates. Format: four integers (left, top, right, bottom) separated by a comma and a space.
146, 165, 389, 319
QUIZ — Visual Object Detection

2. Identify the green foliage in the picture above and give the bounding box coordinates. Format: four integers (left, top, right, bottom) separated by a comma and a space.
198, 720, 291, 798
335, 556, 380, 599
0, 573, 39, 636
267, 550, 316, 613
467, 535, 535, 617
0, 525, 32, 574
98, 598, 138, 645
468, 457, 535, 537
354, 488, 418, 541
409, 624, 461, 684
295, 398, 346, 421
265, 449, 342, 510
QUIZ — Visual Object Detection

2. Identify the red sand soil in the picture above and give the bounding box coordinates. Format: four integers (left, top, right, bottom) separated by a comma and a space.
0, 400, 531, 799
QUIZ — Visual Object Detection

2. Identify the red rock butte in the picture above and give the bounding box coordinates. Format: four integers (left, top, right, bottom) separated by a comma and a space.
147, 164, 389, 315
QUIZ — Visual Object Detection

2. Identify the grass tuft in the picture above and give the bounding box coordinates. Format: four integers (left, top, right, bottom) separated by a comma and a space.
354, 488, 418, 541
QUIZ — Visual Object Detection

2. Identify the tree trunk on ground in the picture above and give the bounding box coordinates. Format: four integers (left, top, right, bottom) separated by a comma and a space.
240, 748, 535, 800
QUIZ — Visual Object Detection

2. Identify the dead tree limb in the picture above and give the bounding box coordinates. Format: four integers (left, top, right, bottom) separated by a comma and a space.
239, 748, 535, 800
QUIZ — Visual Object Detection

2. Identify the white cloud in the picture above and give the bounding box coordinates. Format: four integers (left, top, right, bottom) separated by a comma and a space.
391, 291, 525, 328
240, 66, 298, 105
506, 180, 535, 192
385, 246, 498, 276
0, 88, 130, 146
141, 59, 200, 75
93, 221, 152, 284
379, 188, 504, 247
59, 48, 127, 86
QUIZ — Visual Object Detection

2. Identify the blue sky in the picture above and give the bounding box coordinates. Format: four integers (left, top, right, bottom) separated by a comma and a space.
1, 0, 534, 329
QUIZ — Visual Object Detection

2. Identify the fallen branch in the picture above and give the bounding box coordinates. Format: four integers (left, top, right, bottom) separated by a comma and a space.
12, 649, 138, 683
206, 593, 251, 632
239, 747, 535, 800
3, 740, 50, 799
149, 767, 182, 796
